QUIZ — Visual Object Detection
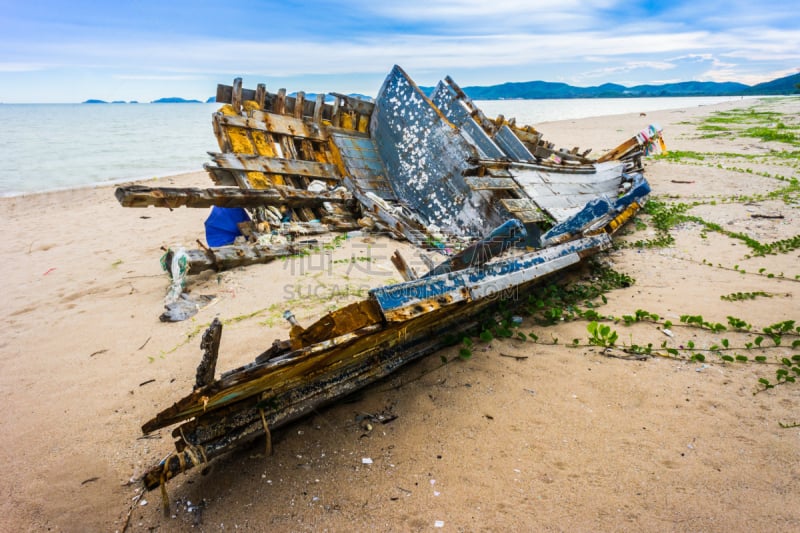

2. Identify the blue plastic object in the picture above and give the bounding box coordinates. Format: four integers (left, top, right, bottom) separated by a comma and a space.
204, 207, 250, 247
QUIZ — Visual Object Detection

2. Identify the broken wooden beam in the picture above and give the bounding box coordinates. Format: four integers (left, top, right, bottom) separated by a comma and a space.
115, 185, 354, 209
196, 318, 222, 390
425, 219, 526, 277
170, 242, 314, 276
390, 250, 419, 281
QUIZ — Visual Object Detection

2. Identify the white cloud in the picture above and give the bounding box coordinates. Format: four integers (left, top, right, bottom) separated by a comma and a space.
703, 66, 799, 85
0, 62, 47, 72
113, 74, 203, 81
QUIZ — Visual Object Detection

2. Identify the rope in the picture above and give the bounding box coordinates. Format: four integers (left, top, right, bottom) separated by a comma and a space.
259, 408, 273, 456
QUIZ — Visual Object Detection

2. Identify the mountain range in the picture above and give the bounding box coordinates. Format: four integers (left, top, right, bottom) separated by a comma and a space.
435, 72, 800, 100
82, 72, 799, 104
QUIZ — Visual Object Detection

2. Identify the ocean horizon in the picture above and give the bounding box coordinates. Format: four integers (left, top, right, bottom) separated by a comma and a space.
0, 96, 759, 197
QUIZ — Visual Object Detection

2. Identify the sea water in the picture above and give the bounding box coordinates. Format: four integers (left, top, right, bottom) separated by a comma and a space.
0, 103, 220, 196
0, 96, 750, 197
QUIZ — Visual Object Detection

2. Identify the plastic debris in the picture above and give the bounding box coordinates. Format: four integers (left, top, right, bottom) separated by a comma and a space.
159, 293, 216, 322
162, 246, 188, 305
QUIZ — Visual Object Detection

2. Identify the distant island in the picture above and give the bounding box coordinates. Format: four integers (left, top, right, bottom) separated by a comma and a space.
150, 97, 203, 103
82, 97, 202, 104
81, 99, 139, 104
82, 71, 799, 105
428, 71, 800, 100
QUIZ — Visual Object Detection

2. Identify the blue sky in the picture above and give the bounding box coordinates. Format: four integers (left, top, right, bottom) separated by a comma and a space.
1, 0, 798, 103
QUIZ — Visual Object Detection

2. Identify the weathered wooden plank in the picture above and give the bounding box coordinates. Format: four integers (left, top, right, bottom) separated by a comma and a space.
215, 83, 231, 105
231, 78, 242, 114
196, 319, 222, 390
390, 250, 419, 281
255, 84, 266, 110
342, 177, 428, 245
294, 91, 305, 119
464, 176, 519, 190
596, 137, 639, 162
371, 65, 506, 236
371, 234, 610, 322
509, 126, 541, 146
500, 198, 540, 212
328, 92, 375, 116
500, 198, 548, 223
216, 112, 326, 141
425, 219, 526, 277
313, 93, 325, 124
208, 152, 341, 180
274, 88, 286, 115
114, 185, 352, 209
430, 81, 506, 159
204, 165, 238, 187
494, 124, 536, 161
173, 241, 316, 276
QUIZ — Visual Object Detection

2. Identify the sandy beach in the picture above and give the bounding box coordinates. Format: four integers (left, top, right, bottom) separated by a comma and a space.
1, 97, 798, 532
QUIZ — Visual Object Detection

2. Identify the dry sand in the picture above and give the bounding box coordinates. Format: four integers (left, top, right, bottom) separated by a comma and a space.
1, 97, 798, 532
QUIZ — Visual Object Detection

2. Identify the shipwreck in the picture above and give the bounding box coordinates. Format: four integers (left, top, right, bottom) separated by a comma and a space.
115, 65, 664, 494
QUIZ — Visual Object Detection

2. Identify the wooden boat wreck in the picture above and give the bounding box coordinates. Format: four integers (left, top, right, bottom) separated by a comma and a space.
117, 65, 664, 494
